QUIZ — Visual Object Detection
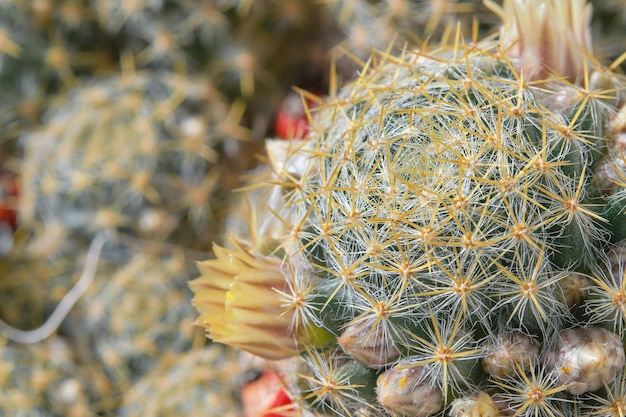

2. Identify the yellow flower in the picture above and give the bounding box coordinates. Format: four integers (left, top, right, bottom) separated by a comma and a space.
190, 240, 300, 360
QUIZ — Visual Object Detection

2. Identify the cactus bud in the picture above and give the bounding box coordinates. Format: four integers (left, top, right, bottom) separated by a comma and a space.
337, 320, 401, 369
377, 361, 443, 417
486, 0, 593, 82
482, 332, 539, 379
547, 326, 625, 395
557, 272, 589, 308
190, 240, 301, 360
449, 392, 500, 417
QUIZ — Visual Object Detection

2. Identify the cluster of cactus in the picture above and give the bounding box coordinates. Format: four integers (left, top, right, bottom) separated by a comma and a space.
0, 1, 349, 415
191, 0, 626, 416
3, 0, 626, 416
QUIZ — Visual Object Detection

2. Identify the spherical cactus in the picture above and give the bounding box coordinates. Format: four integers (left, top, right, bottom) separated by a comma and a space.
18, 71, 244, 249
190, 0, 626, 416
0, 226, 93, 333
0, 336, 95, 417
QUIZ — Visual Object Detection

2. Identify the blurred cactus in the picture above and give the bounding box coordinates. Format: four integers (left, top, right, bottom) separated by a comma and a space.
66, 238, 200, 413
324, 0, 495, 54
0, 336, 95, 417
589, 0, 626, 71
191, 0, 626, 415
0, 227, 92, 333
18, 71, 245, 249
118, 344, 246, 417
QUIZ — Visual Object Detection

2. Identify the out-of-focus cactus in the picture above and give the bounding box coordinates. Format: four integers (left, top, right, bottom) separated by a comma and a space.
118, 344, 246, 417
324, 0, 495, 54
66, 238, 200, 414
0, 0, 111, 145
0, 336, 95, 417
589, 0, 626, 71
18, 71, 245, 249
191, 0, 626, 415
0, 227, 90, 332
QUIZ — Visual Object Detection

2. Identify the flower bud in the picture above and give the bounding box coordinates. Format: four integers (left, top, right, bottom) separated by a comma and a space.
449, 392, 500, 417
547, 326, 625, 395
337, 320, 400, 369
486, 0, 593, 82
377, 361, 443, 417
556, 272, 589, 308
190, 240, 300, 360
482, 332, 539, 379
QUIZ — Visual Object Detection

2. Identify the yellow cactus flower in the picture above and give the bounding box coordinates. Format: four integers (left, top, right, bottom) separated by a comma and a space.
190, 240, 301, 360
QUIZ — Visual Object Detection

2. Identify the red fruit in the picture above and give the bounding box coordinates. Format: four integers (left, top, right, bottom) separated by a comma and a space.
0, 175, 18, 229
243, 369, 294, 417
274, 91, 318, 140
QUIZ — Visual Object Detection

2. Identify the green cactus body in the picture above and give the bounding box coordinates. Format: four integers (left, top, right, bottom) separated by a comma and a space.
190, 1, 626, 415
285, 41, 612, 342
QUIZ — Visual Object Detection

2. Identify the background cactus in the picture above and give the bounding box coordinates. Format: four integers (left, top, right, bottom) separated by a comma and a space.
0, 336, 95, 417
18, 70, 246, 249
65, 238, 201, 413
117, 344, 247, 417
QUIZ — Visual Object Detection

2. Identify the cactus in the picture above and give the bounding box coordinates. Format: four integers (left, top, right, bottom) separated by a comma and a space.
589, 0, 626, 71
324, 0, 495, 53
18, 71, 245, 249
118, 344, 246, 417
65, 238, 201, 414
0, 336, 96, 417
0, 226, 92, 333
191, 0, 626, 416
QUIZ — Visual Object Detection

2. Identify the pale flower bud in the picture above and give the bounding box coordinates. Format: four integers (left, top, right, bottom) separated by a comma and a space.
482, 332, 539, 379
377, 361, 443, 417
547, 326, 625, 395
449, 392, 501, 417
337, 320, 401, 369
485, 0, 593, 82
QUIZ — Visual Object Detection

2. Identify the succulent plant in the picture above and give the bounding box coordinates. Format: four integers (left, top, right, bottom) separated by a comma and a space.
18, 70, 246, 249
64, 238, 201, 414
324, 0, 496, 55
0, 225, 92, 334
589, 0, 626, 71
0, 336, 95, 417
118, 344, 246, 417
191, 0, 626, 416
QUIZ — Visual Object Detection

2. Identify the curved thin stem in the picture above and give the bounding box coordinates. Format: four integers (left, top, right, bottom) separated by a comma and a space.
0, 231, 108, 344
